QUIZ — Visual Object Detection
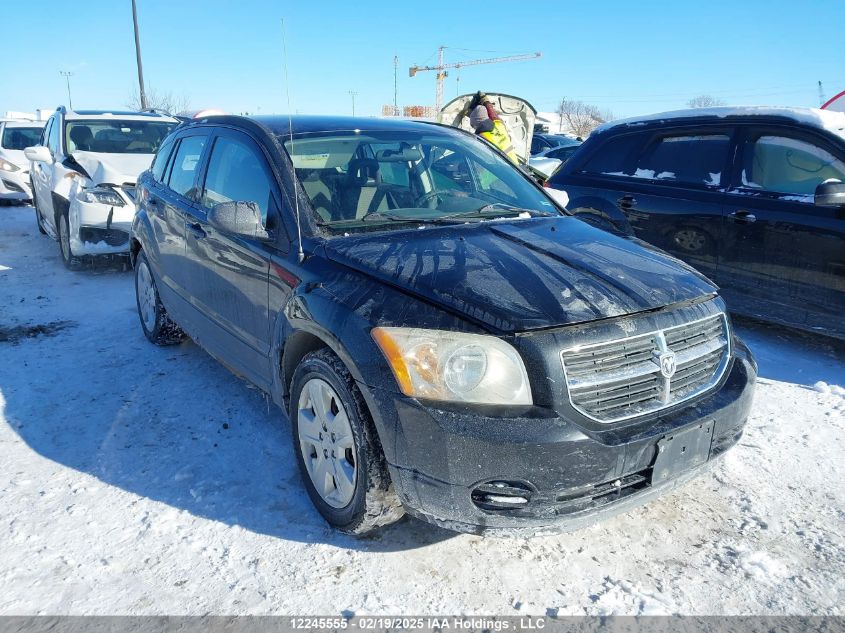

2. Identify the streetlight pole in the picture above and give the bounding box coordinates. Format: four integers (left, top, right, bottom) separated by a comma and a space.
349, 90, 358, 116
60, 71, 74, 109
131, 0, 148, 110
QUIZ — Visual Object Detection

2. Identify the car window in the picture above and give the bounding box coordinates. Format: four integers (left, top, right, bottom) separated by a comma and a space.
41, 118, 53, 147
1, 126, 43, 150
48, 116, 61, 154
167, 135, 208, 201
578, 133, 646, 176
65, 119, 176, 154
151, 138, 176, 183
547, 145, 579, 162
742, 135, 845, 198
284, 131, 557, 228
201, 136, 274, 224
634, 134, 730, 186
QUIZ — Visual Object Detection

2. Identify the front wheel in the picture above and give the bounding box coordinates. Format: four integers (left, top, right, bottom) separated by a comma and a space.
290, 348, 404, 534
134, 250, 185, 345
58, 212, 82, 270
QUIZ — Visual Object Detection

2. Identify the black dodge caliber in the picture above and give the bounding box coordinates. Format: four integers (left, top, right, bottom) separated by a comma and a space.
130, 114, 756, 535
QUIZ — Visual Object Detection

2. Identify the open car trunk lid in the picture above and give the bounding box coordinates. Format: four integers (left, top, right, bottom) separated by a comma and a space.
438, 93, 536, 163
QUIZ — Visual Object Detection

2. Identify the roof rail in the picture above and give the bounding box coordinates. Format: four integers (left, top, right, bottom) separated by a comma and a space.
139, 107, 173, 117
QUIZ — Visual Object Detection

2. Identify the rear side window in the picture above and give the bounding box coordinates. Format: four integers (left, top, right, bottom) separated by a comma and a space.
201, 136, 275, 224
167, 135, 207, 200
742, 135, 845, 197
577, 133, 645, 176
634, 134, 730, 186
151, 138, 176, 182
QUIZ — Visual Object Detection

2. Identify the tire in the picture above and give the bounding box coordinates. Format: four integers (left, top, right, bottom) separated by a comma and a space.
134, 250, 185, 345
33, 194, 47, 235
57, 211, 83, 270
290, 348, 404, 534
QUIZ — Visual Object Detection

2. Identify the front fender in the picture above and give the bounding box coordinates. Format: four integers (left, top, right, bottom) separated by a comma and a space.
567, 193, 633, 236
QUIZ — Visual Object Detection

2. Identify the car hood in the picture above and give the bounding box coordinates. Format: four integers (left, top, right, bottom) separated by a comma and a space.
439, 93, 537, 163
0, 148, 29, 170
70, 152, 154, 186
323, 216, 717, 333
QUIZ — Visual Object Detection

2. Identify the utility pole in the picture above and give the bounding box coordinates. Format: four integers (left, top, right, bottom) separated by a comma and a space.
393, 55, 399, 116
349, 90, 358, 116
818, 80, 826, 107
59, 71, 74, 109
131, 0, 148, 110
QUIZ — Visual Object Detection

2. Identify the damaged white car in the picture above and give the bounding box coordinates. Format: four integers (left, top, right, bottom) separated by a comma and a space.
25, 107, 177, 268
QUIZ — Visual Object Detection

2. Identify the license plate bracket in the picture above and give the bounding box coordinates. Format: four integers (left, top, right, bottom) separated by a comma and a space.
651, 422, 714, 484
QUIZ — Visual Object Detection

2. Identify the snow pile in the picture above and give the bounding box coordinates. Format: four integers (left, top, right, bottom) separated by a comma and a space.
0, 206, 843, 615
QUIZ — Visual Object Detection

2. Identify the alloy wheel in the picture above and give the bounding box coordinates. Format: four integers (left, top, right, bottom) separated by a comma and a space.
136, 260, 157, 332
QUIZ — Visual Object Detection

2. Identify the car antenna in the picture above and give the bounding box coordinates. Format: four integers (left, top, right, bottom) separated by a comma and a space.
282, 18, 305, 263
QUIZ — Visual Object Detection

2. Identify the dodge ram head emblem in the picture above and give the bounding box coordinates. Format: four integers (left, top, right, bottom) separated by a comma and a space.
657, 351, 677, 379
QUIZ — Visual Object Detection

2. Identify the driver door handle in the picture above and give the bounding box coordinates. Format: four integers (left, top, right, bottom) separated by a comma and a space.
729, 210, 757, 224
618, 195, 637, 210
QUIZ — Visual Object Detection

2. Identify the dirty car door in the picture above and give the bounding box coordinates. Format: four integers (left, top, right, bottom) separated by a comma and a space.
186, 129, 275, 390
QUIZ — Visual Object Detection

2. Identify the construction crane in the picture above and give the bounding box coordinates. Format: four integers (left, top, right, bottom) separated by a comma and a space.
409, 47, 542, 113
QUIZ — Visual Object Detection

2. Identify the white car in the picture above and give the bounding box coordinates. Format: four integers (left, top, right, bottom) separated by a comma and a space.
25, 107, 177, 269
0, 118, 46, 204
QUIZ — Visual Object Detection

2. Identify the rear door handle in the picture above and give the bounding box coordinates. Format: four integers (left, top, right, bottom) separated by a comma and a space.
186, 221, 206, 239
729, 210, 757, 224
618, 195, 636, 210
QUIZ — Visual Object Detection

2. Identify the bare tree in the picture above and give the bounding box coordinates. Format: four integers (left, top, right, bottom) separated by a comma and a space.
556, 98, 608, 138
126, 87, 191, 114
687, 94, 726, 109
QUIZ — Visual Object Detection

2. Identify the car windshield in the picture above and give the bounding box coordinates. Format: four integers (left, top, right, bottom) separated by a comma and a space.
282, 129, 559, 230
1, 126, 42, 150
65, 119, 176, 154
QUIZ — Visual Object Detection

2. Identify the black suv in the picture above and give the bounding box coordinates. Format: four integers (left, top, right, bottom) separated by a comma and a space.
549, 107, 845, 339
131, 115, 755, 535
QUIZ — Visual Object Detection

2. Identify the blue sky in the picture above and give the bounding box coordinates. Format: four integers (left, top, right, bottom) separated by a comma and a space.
3, 0, 843, 119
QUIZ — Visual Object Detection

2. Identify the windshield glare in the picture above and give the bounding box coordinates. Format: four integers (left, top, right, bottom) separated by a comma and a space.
1, 126, 43, 150
282, 130, 558, 230
65, 119, 176, 154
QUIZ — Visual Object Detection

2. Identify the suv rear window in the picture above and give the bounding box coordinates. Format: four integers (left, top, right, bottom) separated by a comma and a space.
635, 134, 730, 186
578, 133, 645, 176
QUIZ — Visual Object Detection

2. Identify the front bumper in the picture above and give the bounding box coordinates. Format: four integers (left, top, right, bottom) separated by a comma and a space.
368, 342, 756, 536
68, 194, 136, 255
0, 169, 33, 200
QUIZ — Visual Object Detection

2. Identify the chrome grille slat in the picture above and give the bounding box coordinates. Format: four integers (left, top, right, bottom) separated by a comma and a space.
561, 313, 731, 423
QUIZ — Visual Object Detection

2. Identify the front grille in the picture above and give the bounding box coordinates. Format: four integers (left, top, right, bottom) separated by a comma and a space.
561, 313, 730, 423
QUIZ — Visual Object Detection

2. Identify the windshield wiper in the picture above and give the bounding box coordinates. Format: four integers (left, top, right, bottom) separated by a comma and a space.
433, 204, 557, 222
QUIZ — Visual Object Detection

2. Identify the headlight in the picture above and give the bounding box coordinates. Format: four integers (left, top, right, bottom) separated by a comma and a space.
372, 327, 532, 405
0, 159, 19, 172
80, 186, 125, 207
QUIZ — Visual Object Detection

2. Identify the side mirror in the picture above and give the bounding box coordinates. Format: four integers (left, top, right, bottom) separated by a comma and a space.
25, 145, 53, 165
545, 187, 569, 209
815, 180, 845, 207
208, 201, 270, 240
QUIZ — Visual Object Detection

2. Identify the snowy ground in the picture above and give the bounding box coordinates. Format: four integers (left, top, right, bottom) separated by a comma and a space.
0, 204, 843, 616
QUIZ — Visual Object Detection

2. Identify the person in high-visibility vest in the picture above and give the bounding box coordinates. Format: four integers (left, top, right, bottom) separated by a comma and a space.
468, 94, 519, 164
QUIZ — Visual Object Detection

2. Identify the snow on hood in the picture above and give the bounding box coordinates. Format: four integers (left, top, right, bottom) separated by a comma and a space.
596, 106, 845, 140
70, 151, 155, 186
